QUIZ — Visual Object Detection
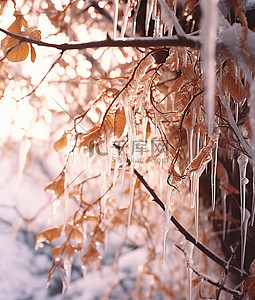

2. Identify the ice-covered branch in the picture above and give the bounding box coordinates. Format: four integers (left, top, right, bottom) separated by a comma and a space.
127, 155, 249, 277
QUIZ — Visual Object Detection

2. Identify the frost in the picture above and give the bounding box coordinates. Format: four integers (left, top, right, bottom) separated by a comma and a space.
200, 0, 219, 138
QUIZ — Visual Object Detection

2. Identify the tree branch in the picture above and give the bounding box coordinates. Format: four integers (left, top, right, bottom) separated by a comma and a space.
0, 28, 200, 50
130, 160, 249, 278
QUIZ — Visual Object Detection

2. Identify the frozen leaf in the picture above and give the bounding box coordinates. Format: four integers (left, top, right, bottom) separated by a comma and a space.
36, 227, 62, 246
54, 132, 67, 152
52, 246, 62, 261
114, 108, 126, 138
93, 227, 105, 244
65, 225, 84, 249
184, 139, 216, 177
80, 243, 100, 267
45, 171, 65, 197
79, 125, 101, 148
103, 113, 114, 133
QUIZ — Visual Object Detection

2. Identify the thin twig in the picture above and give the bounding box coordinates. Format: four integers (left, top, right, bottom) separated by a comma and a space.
17, 50, 65, 101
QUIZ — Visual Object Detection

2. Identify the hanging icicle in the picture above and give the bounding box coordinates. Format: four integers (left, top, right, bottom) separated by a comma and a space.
200, 0, 219, 138
237, 153, 249, 223
113, 0, 119, 39
211, 137, 218, 211
241, 209, 250, 275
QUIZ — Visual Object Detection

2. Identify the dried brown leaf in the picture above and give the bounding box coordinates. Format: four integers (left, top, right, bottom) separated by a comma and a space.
54, 132, 67, 152
36, 227, 62, 245
79, 125, 101, 148
184, 139, 216, 177
80, 243, 100, 267
114, 108, 126, 138
30, 44, 36, 62
44, 171, 65, 197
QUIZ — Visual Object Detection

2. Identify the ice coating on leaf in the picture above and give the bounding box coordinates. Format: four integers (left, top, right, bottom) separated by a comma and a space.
241, 209, 250, 275
200, 0, 219, 138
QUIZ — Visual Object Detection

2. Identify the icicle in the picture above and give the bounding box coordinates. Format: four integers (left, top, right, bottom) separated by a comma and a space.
113, 157, 120, 188
234, 63, 240, 84
121, 0, 130, 38
113, 0, 118, 39
221, 189, 227, 240
186, 127, 194, 164
196, 130, 200, 157
145, 0, 155, 36
63, 137, 74, 231
248, 82, 255, 225
211, 137, 218, 211
132, 0, 142, 36
219, 60, 223, 91
235, 102, 239, 124
120, 149, 126, 187
252, 162, 255, 226
61, 257, 73, 294
186, 243, 194, 300
16, 137, 31, 187
191, 171, 200, 240
121, 97, 136, 176
142, 116, 148, 142
163, 185, 173, 262
241, 209, 250, 275
127, 174, 136, 226
237, 153, 249, 223
200, 0, 219, 138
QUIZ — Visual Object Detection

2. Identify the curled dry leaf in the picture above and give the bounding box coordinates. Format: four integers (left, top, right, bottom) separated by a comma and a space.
79, 125, 101, 148
36, 227, 62, 245
80, 243, 100, 267
54, 132, 68, 152
44, 171, 65, 197
184, 139, 216, 177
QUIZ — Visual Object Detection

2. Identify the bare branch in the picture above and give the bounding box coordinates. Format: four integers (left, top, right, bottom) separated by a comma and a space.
0, 27, 201, 50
